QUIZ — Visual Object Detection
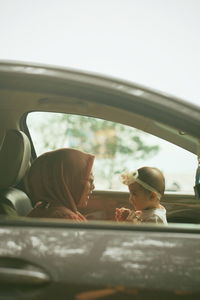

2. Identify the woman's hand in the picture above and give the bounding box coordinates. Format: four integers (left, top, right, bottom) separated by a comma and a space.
115, 207, 131, 221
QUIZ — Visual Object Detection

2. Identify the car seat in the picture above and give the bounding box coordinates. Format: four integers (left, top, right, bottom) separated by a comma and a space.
0, 129, 33, 216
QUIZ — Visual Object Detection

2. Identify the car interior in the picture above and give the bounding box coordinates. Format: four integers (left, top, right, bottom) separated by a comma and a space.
0, 124, 198, 224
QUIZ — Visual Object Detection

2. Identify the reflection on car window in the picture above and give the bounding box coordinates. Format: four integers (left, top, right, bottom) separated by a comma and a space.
27, 112, 196, 193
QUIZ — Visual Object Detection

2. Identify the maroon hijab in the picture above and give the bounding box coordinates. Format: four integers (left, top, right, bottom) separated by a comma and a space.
26, 148, 94, 220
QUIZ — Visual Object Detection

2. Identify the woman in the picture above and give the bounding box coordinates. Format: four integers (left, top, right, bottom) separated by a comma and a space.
26, 148, 95, 221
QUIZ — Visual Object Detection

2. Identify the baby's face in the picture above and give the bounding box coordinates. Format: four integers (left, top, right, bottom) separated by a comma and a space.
128, 182, 152, 210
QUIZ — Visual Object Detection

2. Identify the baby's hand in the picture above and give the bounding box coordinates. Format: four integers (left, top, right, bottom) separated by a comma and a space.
115, 207, 131, 221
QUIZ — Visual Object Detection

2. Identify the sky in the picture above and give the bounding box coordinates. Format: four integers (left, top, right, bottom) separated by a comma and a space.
0, 0, 200, 106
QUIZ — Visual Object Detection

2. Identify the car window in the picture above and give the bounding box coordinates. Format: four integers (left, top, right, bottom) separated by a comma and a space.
27, 112, 196, 193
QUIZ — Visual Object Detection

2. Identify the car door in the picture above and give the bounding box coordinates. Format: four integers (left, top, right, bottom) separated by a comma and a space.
81, 189, 200, 224
1, 218, 200, 300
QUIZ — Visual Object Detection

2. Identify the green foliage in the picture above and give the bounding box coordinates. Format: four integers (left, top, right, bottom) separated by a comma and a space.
27, 112, 160, 189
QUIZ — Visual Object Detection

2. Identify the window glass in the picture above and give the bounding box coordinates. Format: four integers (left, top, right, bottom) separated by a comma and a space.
27, 112, 196, 193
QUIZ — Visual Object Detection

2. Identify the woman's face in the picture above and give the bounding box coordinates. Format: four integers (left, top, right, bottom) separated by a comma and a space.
78, 173, 95, 208
87, 173, 95, 198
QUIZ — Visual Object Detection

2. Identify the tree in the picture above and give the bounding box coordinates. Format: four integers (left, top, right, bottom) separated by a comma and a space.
27, 112, 159, 189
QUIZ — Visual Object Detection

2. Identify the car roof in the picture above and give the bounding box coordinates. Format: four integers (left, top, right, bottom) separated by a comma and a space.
0, 60, 200, 155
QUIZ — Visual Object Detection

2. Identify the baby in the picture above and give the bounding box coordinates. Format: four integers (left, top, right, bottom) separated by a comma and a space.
115, 167, 167, 224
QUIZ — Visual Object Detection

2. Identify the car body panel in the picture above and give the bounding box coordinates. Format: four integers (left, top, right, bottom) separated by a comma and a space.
1, 218, 200, 299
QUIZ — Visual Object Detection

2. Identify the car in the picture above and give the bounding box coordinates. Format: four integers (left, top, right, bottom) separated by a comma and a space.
0, 60, 200, 299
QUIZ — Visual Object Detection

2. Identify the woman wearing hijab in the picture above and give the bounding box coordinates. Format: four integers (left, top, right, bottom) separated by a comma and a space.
26, 148, 95, 221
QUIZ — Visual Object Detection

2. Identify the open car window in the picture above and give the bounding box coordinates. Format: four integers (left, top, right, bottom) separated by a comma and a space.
27, 112, 196, 194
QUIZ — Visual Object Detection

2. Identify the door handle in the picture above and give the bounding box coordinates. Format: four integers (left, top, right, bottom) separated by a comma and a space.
0, 266, 50, 285
0, 257, 50, 286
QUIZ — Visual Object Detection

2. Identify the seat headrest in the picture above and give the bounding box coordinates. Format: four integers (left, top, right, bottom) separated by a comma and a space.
0, 130, 31, 189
